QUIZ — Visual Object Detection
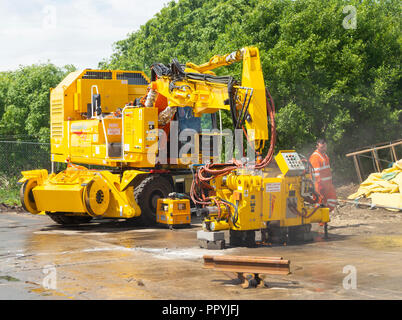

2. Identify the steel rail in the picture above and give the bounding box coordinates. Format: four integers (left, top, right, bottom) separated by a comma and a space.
203, 255, 290, 275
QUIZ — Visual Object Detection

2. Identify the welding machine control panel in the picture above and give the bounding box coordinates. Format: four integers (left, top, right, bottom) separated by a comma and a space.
275, 151, 306, 176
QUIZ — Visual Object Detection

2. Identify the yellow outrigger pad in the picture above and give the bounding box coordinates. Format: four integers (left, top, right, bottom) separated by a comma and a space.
348, 160, 402, 210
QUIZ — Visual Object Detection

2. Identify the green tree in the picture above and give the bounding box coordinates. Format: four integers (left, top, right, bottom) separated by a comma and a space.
0, 63, 74, 143
0, 63, 77, 184
101, 0, 401, 182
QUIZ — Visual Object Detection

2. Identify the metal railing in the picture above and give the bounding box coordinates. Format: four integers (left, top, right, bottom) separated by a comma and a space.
0, 140, 51, 177
345, 139, 402, 183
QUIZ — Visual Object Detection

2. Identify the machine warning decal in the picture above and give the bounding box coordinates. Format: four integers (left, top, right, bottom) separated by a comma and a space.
107, 128, 121, 135
266, 183, 281, 193
71, 123, 88, 131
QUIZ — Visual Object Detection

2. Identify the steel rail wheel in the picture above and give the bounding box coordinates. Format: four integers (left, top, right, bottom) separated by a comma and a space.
83, 177, 110, 217
20, 179, 40, 214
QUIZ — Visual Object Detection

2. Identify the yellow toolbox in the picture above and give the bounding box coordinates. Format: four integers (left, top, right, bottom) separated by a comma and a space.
156, 198, 191, 228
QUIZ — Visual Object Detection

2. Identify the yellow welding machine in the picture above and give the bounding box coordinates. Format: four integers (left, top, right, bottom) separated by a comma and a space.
156, 198, 191, 227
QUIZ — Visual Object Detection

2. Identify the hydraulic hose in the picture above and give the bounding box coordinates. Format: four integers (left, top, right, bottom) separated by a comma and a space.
190, 88, 277, 207
152, 59, 277, 211
288, 202, 321, 219
254, 88, 276, 170
219, 198, 239, 228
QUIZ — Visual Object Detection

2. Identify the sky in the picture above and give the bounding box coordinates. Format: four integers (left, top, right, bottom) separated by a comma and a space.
0, 0, 171, 71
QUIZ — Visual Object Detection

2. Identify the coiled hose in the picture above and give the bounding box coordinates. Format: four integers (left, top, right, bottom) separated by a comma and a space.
190, 88, 277, 210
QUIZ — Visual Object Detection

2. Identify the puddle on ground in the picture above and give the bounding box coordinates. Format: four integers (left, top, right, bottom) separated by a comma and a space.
81, 245, 228, 260
360, 235, 402, 250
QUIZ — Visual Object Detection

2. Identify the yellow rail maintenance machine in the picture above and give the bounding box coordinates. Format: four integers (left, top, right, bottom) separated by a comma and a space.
19, 47, 329, 247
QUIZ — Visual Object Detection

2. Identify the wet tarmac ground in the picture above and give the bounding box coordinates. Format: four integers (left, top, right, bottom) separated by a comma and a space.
1, 210, 402, 300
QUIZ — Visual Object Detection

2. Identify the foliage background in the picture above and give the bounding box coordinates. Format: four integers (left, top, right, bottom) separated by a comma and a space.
100, 0, 401, 182
0, 64, 74, 204
0, 0, 401, 203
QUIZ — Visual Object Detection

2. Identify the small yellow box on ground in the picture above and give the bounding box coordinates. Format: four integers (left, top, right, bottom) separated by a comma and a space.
156, 198, 191, 228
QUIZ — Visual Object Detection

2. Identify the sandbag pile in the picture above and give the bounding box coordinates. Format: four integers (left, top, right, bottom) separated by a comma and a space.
348, 160, 402, 210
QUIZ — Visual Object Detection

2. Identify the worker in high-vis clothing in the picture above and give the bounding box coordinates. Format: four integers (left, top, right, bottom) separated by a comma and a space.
309, 139, 337, 211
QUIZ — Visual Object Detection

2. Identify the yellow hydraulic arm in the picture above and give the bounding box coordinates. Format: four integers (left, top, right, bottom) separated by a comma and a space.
150, 46, 269, 151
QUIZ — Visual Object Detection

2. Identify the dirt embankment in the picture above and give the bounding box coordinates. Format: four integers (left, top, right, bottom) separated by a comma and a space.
329, 184, 402, 236
0, 203, 24, 213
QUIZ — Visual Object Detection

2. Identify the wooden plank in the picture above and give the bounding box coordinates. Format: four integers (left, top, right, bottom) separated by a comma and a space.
391, 146, 398, 163
346, 140, 402, 157
353, 155, 363, 183
372, 150, 381, 172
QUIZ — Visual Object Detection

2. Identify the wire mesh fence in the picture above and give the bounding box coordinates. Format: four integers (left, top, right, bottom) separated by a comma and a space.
0, 141, 51, 178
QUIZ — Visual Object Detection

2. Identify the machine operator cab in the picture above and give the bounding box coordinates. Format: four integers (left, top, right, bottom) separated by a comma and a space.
174, 107, 221, 165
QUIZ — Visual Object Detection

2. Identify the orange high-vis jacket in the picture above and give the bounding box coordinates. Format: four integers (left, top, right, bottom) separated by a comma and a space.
309, 149, 337, 211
